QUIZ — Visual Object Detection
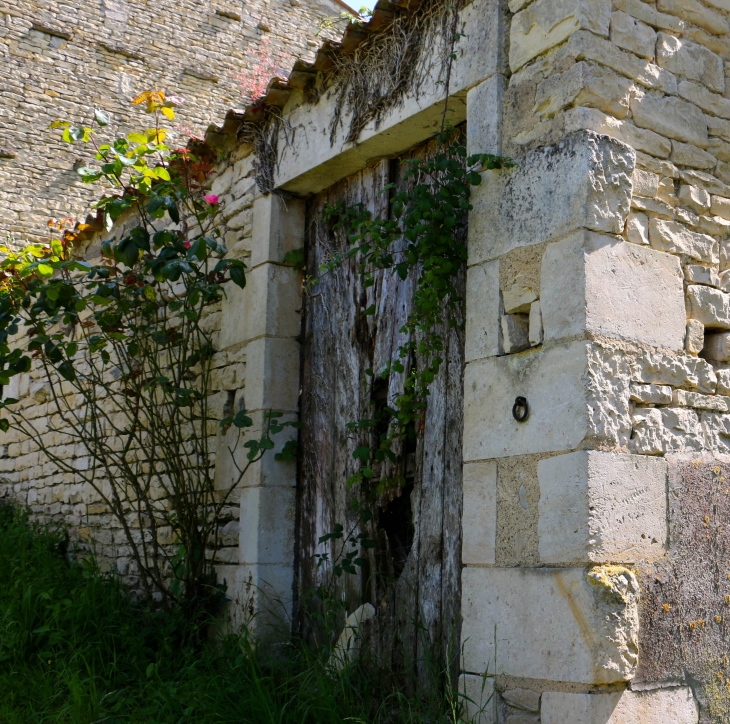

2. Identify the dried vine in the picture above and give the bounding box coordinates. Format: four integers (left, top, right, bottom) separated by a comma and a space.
326, 0, 459, 144
239, 111, 291, 195
242, 0, 460, 194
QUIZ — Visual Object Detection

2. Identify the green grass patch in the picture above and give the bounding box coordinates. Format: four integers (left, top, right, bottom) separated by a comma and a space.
0, 507, 474, 723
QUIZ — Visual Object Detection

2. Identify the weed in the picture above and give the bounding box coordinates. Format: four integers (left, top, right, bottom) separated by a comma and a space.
0, 507, 480, 723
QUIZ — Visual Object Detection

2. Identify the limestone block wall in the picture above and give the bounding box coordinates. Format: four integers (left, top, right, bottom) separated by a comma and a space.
0, 145, 259, 585
461, 0, 730, 721
0, 0, 347, 242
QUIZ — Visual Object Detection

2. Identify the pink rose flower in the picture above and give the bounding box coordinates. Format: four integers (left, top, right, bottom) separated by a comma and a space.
204, 194, 219, 205
184, 241, 191, 249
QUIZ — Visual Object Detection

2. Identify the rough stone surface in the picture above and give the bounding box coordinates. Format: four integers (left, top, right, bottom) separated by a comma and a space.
678, 80, 730, 121
626, 212, 649, 245
496, 454, 544, 567
630, 383, 673, 405
533, 61, 633, 120
528, 301, 543, 347
461, 566, 640, 684
541, 30, 677, 98
614, 0, 685, 32
656, 33, 725, 94
672, 142, 717, 171
502, 688, 541, 713
501, 314, 530, 353
540, 231, 686, 351
630, 406, 704, 454
635, 457, 730, 722
657, 0, 730, 35
673, 389, 730, 412
537, 451, 668, 564
630, 94, 709, 148
712, 195, 730, 220
459, 674, 496, 724
503, 283, 538, 314
717, 368, 730, 395
239, 486, 296, 565
467, 75, 507, 158
469, 131, 635, 265
687, 284, 730, 329
649, 219, 718, 264
466, 261, 502, 362
463, 341, 631, 461
509, 0, 611, 71
685, 265, 720, 288
610, 11, 656, 60
541, 688, 699, 724
679, 184, 712, 215
630, 350, 717, 393
687, 319, 705, 356
462, 461, 497, 566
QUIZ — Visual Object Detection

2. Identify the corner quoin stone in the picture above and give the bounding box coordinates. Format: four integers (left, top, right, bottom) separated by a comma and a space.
541, 687, 699, 724
540, 230, 686, 351
468, 131, 635, 265
463, 340, 631, 460
461, 566, 639, 684
537, 451, 668, 564
462, 461, 498, 566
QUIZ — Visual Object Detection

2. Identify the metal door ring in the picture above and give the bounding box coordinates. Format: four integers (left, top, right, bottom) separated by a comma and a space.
512, 396, 529, 422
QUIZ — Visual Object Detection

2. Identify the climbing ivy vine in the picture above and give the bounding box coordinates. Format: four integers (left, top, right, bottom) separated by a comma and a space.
308, 129, 512, 585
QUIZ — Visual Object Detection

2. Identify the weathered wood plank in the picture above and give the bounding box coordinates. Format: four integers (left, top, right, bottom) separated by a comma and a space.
297, 136, 465, 685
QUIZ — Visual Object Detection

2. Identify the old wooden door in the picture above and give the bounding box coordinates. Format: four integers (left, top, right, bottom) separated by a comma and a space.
296, 139, 465, 685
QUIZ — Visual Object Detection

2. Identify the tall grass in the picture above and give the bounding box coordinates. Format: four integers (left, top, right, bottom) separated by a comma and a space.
0, 507, 472, 723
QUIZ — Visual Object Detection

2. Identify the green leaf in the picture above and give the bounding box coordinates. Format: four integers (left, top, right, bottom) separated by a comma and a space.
229, 262, 246, 289
77, 167, 102, 183
187, 238, 207, 261
233, 410, 253, 428
107, 198, 132, 220
353, 445, 370, 463
114, 237, 139, 268
57, 361, 76, 382
94, 109, 110, 126
129, 226, 150, 252
163, 197, 180, 223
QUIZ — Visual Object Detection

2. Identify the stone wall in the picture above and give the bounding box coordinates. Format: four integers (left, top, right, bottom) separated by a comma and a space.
9, 0, 730, 718
0, 0, 347, 241
461, 0, 730, 721
0, 143, 260, 591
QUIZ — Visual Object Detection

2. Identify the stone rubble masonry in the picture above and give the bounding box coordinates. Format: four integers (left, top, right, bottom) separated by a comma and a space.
0, 0, 346, 241
509, 0, 611, 72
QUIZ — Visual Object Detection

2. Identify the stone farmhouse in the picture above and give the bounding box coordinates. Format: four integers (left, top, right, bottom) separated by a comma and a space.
7, 0, 730, 721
